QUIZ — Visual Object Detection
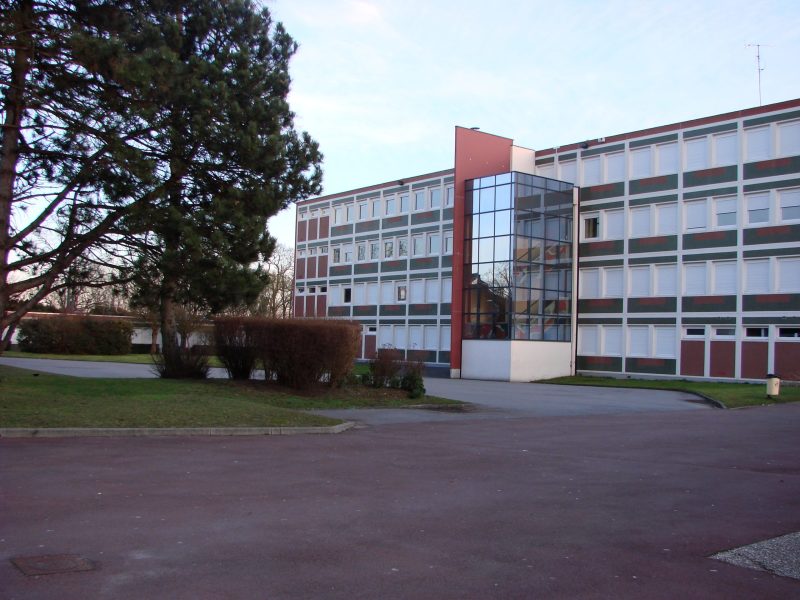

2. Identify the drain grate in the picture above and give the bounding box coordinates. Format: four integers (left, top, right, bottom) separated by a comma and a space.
11, 554, 96, 576
711, 531, 800, 581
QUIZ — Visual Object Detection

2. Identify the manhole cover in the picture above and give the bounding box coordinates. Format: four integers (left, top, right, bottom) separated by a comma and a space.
711, 531, 800, 581
11, 554, 96, 576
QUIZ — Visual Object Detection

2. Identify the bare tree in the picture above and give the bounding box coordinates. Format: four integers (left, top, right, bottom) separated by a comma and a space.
252, 243, 294, 318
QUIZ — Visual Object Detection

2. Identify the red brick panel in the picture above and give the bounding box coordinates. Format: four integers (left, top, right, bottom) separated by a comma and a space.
775, 342, 800, 381
319, 215, 330, 238
680, 340, 705, 376
297, 220, 307, 242
306, 257, 317, 279
295, 258, 305, 280
305, 296, 316, 317
709, 340, 735, 378
741, 341, 768, 379
294, 296, 304, 317
318, 255, 328, 276
307, 218, 318, 241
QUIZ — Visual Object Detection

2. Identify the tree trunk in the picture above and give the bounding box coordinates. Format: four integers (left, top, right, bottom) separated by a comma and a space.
0, 0, 34, 355
150, 324, 159, 354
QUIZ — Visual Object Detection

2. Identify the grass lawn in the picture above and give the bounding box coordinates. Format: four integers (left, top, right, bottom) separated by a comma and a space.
0, 365, 461, 429
542, 375, 800, 409
2, 350, 224, 368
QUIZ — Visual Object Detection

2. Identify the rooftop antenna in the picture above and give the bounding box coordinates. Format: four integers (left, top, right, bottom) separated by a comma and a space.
745, 43, 769, 106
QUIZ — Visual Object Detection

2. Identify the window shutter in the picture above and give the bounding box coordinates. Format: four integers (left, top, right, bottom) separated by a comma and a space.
423, 326, 438, 350
441, 278, 453, 303
605, 210, 624, 239
654, 327, 676, 358
367, 283, 379, 304
604, 268, 624, 297
656, 203, 677, 234
745, 260, 770, 293
631, 206, 651, 237
657, 143, 678, 175
778, 257, 800, 292
579, 325, 598, 355
606, 153, 625, 182
628, 326, 649, 357
630, 267, 651, 297
631, 148, 652, 179
440, 326, 451, 351
425, 279, 440, 303
409, 326, 423, 350
580, 269, 600, 298
655, 264, 677, 296
779, 121, 800, 156
684, 263, 707, 295
713, 262, 737, 295
714, 133, 738, 166
410, 279, 425, 303
746, 127, 771, 162
583, 157, 601, 186
602, 326, 622, 356
685, 200, 707, 230
685, 138, 708, 170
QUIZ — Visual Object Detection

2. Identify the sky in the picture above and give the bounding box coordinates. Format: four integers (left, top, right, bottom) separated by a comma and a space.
265, 0, 800, 247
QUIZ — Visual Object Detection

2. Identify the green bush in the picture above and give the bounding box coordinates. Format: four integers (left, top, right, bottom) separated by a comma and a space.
153, 346, 210, 379
17, 317, 133, 355
367, 348, 426, 398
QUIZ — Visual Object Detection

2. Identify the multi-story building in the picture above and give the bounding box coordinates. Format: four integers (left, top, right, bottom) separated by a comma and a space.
293, 98, 800, 382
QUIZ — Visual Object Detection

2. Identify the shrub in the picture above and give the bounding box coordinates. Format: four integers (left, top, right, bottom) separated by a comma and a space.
213, 317, 258, 380
401, 359, 426, 399
17, 317, 132, 354
250, 318, 360, 389
153, 346, 210, 379
368, 347, 403, 388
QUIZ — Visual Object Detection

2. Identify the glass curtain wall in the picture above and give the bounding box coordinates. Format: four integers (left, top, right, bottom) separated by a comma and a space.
463, 172, 573, 341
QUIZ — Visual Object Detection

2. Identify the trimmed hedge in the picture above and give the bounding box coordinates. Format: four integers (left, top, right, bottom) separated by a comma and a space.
17, 317, 133, 355
212, 317, 360, 389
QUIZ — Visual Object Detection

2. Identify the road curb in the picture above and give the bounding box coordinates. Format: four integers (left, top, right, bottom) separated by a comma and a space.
0, 422, 356, 438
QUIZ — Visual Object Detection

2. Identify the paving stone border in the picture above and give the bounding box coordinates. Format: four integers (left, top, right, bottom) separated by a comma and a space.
0, 422, 355, 438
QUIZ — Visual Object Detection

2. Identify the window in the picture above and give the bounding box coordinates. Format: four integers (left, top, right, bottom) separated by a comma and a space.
371, 198, 381, 218
380, 282, 394, 304
410, 279, 424, 303
605, 210, 624, 239
334, 207, 344, 224
538, 163, 555, 178
332, 247, 341, 263
603, 326, 622, 356
425, 278, 440, 302
606, 153, 625, 182
358, 203, 368, 220
629, 266, 650, 297
656, 203, 677, 235
384, 240, 394, 259
343, 287, 352, 304
745, 259, 770, 293
357, 243, 366, 262
385, 196, 396, 215
578, 325, 598, 355
657, 142, 678, 175
746, 126, 771, 162
367, 282, 378, 304
778, 257, 800, 292
308, 286, 316, 294
604, 268, 624, 297
430, 189, 442, 209
780, 189, 800, 220
409, 325, 423, 350
713, 261, 737, 295
685, 137, 708, 170
444, 231, 453, 254
715, 196, 737, 227
655, 264, 677, 296
630, 206, 651, 238
654, 327, 676, 358
747, 193, 770, 224
684, 327, 705, 337
378, 325, 392, 347
412, 235, 424, 256
400, 194, 409, 213
580, 269, 600, 298
685, 200, 707, 230
714, 327, 735, 337
779, 120, 800, 156
746, 327, 768, 338
397, 237, 408, 257
396, 284, 407, 302
394, 326, 407, 349
428, 233, 441, 255
628, 326, 649, 357
684, 263, 707, 295
346, 205, 354, 223
424, 326, 438, 350
714, 133, 737, 166
299, 211, 307, 220
441, 277, 452, 303
779, 327, 800, 338
440, 326, 451, 351
583, 216, 599, 239
559, 160, 577, 184
583, 157, 601, 186
631, 147, 652, 179
353, 284, 366, 305
414, 190, 425, 211
445, 187, 454, 207
343, 244, 353, 263
369, 240, 380, 260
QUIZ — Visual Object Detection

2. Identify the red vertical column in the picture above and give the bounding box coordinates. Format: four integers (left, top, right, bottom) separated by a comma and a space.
450, 127, 513, 375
